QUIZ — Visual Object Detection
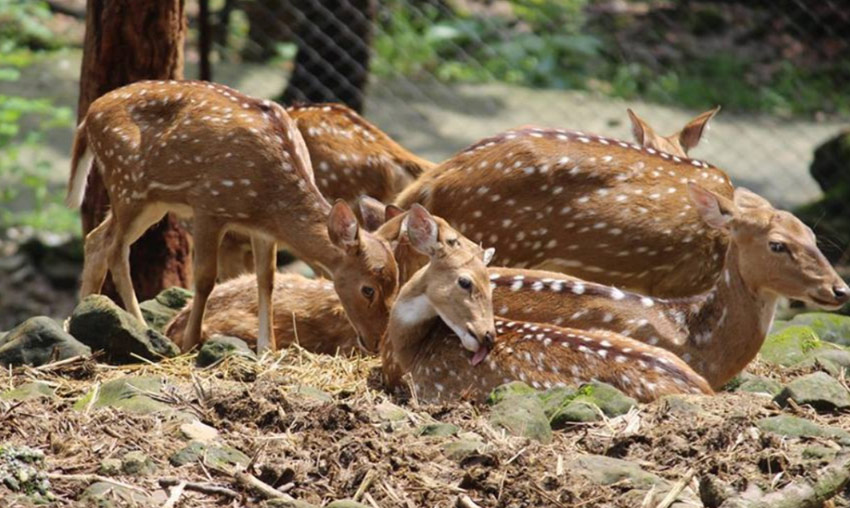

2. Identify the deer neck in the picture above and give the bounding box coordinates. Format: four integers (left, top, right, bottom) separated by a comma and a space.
383, 268, 439, 383
679, 243, 778, 387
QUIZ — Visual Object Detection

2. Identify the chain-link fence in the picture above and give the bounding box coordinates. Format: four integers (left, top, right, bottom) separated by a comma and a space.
189, 0, 850, 263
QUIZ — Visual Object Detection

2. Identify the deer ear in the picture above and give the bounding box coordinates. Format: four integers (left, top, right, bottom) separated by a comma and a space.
688, 183, 737, 229
482, 247, 495, 266
357, 195, 386, 232
406, 204, 439, 256
679, 106, 720, 153
733, 187, 772, 210
328, 200, 361, 254
627, 108, 655, 146
385, 204, 405, 221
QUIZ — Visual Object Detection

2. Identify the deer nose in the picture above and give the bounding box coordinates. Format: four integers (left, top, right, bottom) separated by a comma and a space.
483, 331, 495, 349
834, 284, 850, 303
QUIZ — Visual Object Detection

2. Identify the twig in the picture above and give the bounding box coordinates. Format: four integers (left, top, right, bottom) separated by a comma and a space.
354, 470, 376, 501
32, 355, 87, 371
162, 481, 186, 508
159, 478, 239, 498
457, 494, 482, 508
364, 492, 381, 508
84, 382, 101, 415
655, 467, 695, 508
234, 471, 295, 501
46, 473, 147, 494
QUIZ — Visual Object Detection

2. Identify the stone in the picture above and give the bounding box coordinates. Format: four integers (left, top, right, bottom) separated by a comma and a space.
326, 501, 371, 508
179, 420, 219, 443
291, 385, 332, 403
568, 454, 667, 488
140, 299, 180, 333
196, 335, 257, 367
788, 312, 850, 346
417, 423, 459, 437
373, 400, 408, 423
810, 348, 850, 376
155, 286, 193, 310
121, 451, 154, 475
0, 316, 91, 368
756, 415, 850, 444
0, 445, 51, 500
81, 481, 154, 507
758, 325, 824, 366
735, 376, 783, 396
169, 441, 250, 469
774, 372, 850, 412
802, 445, 838, 461
488, 391, 552, 443
572, 381, 637, 417
98, 458, 122, 476
1, 382, 56, 401
73, 376, 171, 414
660, 395, 703, 415
68, 295, 179, 364
486, 381, 537, 405
442, 439, 485, 461
551, 400, 600, 424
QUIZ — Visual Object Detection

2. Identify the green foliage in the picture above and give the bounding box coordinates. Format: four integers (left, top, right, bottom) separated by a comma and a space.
0, 2, 76, 234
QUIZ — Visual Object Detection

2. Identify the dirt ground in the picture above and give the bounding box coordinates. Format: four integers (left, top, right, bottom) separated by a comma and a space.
1, 349, 849, 507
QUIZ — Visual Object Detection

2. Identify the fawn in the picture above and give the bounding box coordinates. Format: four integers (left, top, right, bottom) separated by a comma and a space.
68, 80, 399, 353
217, 102, 435, 280
627, 106, 720, 158
394, 122, 733, 297
380, 205, 712, 403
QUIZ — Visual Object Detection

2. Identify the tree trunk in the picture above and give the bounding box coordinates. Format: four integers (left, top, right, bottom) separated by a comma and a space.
280, 0, 375, 113
78, 0, 191, 305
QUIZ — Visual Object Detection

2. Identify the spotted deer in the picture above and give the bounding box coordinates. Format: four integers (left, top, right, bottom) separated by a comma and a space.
394, 124, 733, 297
67, 80, 399, 353
381, 204, 712, 403
217, 102, 435, 280
628, 106, 720, 158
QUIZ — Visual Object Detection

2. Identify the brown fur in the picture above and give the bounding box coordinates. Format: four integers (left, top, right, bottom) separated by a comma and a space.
628, 107, 720, 158
394, 127, 734, 297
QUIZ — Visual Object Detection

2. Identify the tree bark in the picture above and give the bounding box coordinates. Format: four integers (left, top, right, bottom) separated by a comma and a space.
78, 0, 191, 305
280, 0, 375, 113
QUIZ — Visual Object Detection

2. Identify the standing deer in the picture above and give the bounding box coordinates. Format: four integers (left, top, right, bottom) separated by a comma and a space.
380, 205, 712, 403
394, 125, 733, 297
68, 80, 399, 353
217, 102, 435, 280
628, 106, 720, 158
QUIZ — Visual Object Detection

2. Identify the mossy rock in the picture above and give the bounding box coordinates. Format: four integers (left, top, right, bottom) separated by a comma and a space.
488, 391, 552, 443
442, 439, 485, 461
802, 445, 838, 461
196, 335, 257, 367
758, 325, 831, 366
572, 381, 637, 417
169, 441, 250, 469
486, 381, 537, 405
291, 385, 332, 403
1, 382, 56, 401
774, 372, 850, 412
121, 451, 155, 475
568, 454, 668, 489
787, 312, 850, 346
155, 287, 194, 310
81, 481, 154, 507
73, 376, 170, 414
735, 376, 782, 396
68, 295, 179, 364
417, 423, 459, 437
98, 458, 121, 476
0, 316, 91, 368
757, 415, 850, 444
140, 299, 180, 333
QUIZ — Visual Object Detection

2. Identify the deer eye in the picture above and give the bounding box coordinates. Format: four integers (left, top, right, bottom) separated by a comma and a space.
361, 286, 375, 300
769, 241, 787, 254
447, 238, 459, 247
458, 277, 472, 291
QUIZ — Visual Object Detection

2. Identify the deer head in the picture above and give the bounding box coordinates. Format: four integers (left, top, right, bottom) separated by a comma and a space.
689, 183, 850, 309
328, 200, 399, 354
628, 106, 720, 157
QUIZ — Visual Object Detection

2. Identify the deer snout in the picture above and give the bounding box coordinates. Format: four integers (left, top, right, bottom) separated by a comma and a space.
834, 283, 850, 305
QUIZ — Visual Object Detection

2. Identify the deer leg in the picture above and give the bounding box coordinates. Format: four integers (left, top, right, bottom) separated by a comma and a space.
182, 217, 222, 352
251, 235, 277, 353
80, 214, 115, 297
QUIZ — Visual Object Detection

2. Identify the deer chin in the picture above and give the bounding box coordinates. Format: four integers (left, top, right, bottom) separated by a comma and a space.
807, 293, 846, 311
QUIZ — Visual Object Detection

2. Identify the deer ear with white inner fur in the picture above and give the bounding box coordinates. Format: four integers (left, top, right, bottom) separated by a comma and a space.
678, 105, 720, 153
406, 204, 440, 257
627, 108, 655, 146
357, 195, 386, 233
328, 200, 361, 254
482, 247, 495, 266
688, 183, 737, 229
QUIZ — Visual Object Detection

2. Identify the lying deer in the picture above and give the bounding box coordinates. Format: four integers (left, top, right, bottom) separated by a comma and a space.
627, 106, 720, 158
394, 122, 733, 297
68, 80, 399, 353
217, 103, 435, 279
381, 205, 712, 403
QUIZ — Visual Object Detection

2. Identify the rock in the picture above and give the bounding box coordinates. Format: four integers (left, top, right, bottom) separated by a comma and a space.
442, 439, 485, 461
373, 400, 408, 423
155, 286, 193, 310
1, 382, 56, 401
291, 385, 332, 403
756, 415, 850, 444
552, 400, 600, 424
788, 312, 850, 346
488, 391, 552, 443
179, 420, 219, 443
774, 372, 850, 412
486, 381, 537, 405
73, 376, 171, 414
417, 423, 459, 437
573, 381, 637, 417
802, 445, 838, 461
140, 299, 180, 333
0, 445, 51, 501
81, 481, 154, 507
0, 316, 91, 368
568, 454, 667, 488
196, 335, 257, 367
699, 474, 737, 508
169, 441, 250, 469
758, 325, 824, 366
98, 458, 122, 476
121, 451, 154, 475
326, 501, 371, 508
660, 395, 704, 415
810, 348, 850, 377
68, 295, 180, 364
735, 376, 782, 396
